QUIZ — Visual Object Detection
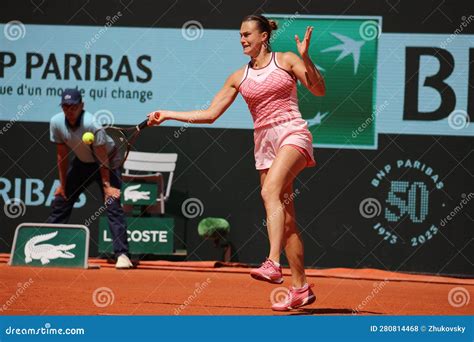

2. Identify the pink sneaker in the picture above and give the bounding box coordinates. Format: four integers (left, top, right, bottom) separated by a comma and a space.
250, 258, 283, 284
271, 284, 316, 311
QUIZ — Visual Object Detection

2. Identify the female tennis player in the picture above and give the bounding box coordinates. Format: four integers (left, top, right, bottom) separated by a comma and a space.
147, 14, 325, 311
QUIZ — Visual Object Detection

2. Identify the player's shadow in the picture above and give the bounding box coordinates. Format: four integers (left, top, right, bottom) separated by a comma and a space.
287, 308, 381, 315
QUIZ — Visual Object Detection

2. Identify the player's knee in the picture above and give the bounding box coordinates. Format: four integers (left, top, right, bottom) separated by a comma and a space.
261, 184, 281, 204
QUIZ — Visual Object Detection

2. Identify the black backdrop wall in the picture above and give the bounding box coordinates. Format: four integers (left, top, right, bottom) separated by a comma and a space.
1, 0, 473, 276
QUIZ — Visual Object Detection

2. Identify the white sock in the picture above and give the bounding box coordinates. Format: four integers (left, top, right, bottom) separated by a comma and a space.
293, 283, 308, 291
270, 259, 280, 267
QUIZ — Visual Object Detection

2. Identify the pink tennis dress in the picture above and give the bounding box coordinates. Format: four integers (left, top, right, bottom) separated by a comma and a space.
238, 52, 316, 170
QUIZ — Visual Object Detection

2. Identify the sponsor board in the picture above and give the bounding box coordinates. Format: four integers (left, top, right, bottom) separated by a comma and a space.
99, 217, 174, 254
1, 19, 471, 150
9, 223, 89, 268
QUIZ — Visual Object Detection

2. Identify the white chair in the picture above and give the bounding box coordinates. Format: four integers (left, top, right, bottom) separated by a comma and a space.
122, 151, 178, 214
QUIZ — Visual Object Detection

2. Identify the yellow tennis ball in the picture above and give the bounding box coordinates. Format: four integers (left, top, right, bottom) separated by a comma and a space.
82, 132, 94, 145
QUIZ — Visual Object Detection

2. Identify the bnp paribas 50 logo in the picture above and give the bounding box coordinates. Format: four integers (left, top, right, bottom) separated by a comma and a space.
360, 159, 449, 248
270, 15, 381, 149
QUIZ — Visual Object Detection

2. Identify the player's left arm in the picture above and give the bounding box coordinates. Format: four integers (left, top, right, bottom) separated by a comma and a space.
281, 26, 325, 96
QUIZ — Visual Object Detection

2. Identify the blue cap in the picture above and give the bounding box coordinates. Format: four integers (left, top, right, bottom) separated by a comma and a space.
60, 88, 82, 105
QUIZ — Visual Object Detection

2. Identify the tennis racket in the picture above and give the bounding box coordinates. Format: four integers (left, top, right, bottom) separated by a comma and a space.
91, 119, 149, 169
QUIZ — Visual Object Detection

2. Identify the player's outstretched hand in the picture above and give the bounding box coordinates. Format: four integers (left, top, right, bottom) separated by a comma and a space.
295, 26, 313, 58
147, 111, 168, 126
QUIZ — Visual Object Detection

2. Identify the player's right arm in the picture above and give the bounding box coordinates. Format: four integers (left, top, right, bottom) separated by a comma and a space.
55, 144, 69, 199
147, 67, 245, 125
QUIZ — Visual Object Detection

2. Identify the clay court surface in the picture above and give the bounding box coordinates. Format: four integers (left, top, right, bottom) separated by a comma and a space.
0, 255, 472, 316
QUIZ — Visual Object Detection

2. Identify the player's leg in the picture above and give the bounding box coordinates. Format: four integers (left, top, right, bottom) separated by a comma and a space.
251, 146, 307, 284
259, 170, 272, 242
281, 182, 307, 288
259, 169, 308, 287
261, 145, 306, 264
267, 147, 316, 311
251, 169, 282, 283
47, 158, 90, 223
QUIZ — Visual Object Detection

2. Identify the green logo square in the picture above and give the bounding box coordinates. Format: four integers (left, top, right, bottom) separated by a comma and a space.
269, 15, 381, 149
10, 224, 89, 268
121, 182, 158, 206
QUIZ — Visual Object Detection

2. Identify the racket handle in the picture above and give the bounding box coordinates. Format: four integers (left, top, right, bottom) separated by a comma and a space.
137, 119, 149, 130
